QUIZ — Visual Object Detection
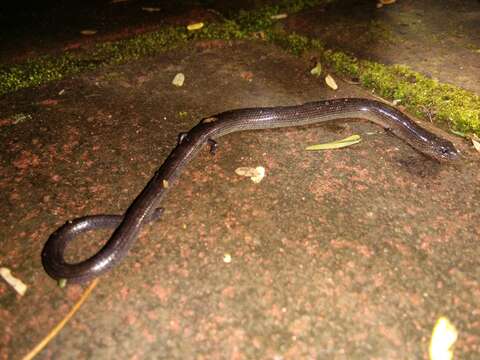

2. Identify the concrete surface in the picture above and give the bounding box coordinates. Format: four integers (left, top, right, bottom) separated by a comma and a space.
1, 1, 479, 360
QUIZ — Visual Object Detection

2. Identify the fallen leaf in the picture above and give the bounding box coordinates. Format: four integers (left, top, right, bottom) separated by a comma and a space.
223, 253, 232, 263
142, 7, 161, 12
380, 0, 396, 4
325, 74, 338, 90
0, 267, 27, 296
429, 317, 457, 360
172, 73, 185, 87
306, 134, 361, 151
472, 136, 480, 152
187, 22, 204, 31
235, 166, 265, 183
450, 129, 467, 138
11, 113, 32, 124
310, 62, 322, 77
80, 30, 97, 36
271, 13, 288, 20
252, 31, 267, 40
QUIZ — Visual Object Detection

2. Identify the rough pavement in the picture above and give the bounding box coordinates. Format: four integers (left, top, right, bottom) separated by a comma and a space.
1, 3, 480, 360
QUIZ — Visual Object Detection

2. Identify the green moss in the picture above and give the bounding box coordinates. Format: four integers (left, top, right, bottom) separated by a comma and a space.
190, 20, 245, 41
0, 0, 330, 96
0, 0, 478, 136
322, 50, 480, 134
91, 27, 189, 64
267, 31, 310, 56
323, 50, 359, 77
261, 29, 480, 135
0, 27, 191, 95
0, 54, 87, 94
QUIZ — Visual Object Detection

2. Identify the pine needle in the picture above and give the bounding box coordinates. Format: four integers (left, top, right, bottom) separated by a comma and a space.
22, 278, 100, 360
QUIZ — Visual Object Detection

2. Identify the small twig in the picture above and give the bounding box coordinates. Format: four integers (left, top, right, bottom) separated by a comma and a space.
22, 279, 100, 360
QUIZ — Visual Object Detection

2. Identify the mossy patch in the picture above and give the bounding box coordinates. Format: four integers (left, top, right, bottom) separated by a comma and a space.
266, 30, 479, 135
0, 0, 478, 136
0, 0, 331, 97
0, 27, 190, 95
321, 50, 480, 134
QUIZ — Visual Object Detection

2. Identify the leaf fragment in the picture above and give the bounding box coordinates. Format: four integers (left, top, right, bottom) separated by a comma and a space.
0, 267, 27, 296
429, 317, 458, 360
450, 129, 467, 138
187, 22, 204, 31
235, 166, 265, 183
271, 13, 288, 20
310, 62, 322, 77
172, 73, 185, 87
142, 7, 161, 12
306, 134, 361, 151
472, 136, 480, 153
80, 30, 97, 36
325, 74, 338, 90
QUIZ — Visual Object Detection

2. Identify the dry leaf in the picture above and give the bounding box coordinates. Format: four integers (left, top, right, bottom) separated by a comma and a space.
172, 73, 185, 87
142, 7, 161, 12
187, 22, 204, 31
0, 267, 27, 296
310, 62, 322, 77
450, 129, 467, 138
235, 166, 265, 183
80, 30, 97, 36
472, 136, 480, 152
429, 317, 457, 360
271, 13, 288, 20
325, 74, 338, 90
306, 134, 361, 151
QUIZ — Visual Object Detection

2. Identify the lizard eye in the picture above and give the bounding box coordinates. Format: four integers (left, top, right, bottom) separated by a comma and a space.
440, 147, 450, 154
